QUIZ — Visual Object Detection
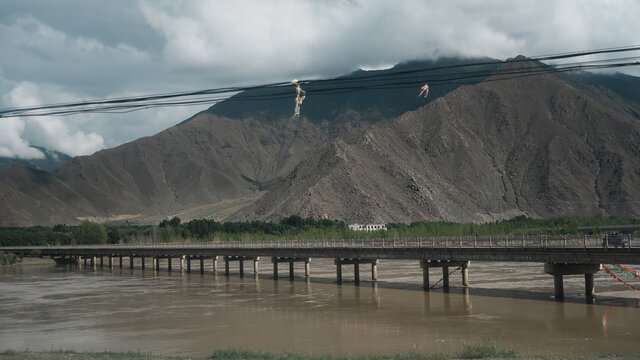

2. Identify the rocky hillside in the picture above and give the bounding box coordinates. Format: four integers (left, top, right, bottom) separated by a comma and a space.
232, 59, 640, 223
0, 58, 496, 226
1, 57, 639, 226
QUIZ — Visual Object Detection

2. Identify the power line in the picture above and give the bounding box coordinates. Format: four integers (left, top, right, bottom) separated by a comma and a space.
1, 45, 640, 118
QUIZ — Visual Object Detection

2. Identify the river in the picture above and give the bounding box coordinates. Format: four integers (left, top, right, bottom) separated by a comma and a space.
1, 259, 639, 358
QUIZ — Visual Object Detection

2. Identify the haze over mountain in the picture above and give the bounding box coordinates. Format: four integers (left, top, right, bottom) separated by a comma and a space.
0, 147, 71, 172
231, 59, 640, 223
0, 57, 502, 226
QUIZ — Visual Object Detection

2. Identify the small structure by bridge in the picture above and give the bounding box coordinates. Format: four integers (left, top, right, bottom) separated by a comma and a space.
2, 234, 638, 300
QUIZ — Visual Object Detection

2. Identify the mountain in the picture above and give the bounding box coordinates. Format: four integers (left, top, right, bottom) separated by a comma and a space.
572, 71, 640, 105
0, 58, 498, 226
231, 59, 640, 223
209, 57, 500, 123
0, 147, 71, 172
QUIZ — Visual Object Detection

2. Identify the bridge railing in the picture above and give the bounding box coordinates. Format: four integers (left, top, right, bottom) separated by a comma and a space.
5, 234, 632, 250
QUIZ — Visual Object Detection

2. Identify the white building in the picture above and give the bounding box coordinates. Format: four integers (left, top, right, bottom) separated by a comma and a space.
349, 223, 387, 232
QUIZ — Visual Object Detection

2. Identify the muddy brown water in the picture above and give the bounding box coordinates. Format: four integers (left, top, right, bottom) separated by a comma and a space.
1, 259, 639, 358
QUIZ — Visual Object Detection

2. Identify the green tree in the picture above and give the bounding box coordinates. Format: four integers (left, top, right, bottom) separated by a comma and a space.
76, 220, 108, 244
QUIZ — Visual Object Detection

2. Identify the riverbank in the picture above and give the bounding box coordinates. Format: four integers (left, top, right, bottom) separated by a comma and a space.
0, 253, 53, 266
1, 348, 639, 360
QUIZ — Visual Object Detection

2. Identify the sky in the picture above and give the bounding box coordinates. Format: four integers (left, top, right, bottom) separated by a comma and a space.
1, 0, 639, 159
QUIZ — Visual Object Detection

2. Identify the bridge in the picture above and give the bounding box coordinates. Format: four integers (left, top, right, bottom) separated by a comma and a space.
2, 234, 639, 300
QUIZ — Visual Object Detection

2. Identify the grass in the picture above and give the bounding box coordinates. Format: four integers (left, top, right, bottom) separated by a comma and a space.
209, 349, 451, 360
2, 347, 640, 360
456, 343, 516, 359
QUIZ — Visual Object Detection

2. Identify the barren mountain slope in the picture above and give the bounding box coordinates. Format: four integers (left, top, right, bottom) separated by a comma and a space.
0, 113, 337, 226
0, 164, 99, 226
232, 60, 640, 223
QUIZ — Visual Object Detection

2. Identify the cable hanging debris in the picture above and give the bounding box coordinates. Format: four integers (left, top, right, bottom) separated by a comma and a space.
291, 79, 306, 118
1, 45, 640, 119
418, 83, 429, 98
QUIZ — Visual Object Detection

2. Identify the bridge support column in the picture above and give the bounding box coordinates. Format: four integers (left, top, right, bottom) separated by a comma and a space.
213, 256, 218, 273
187, 257, 191, 273
354, 263, 360, 284
554, 274, 564, 299
254, 258, 259, 274
99, 256, 104, 268
129, 256, 134, 269
224, 257, 230, 275
305, 259, 310, 278
200, 258, 204, 274
108, 256, 113, 269
273, 258, 278, 278
544, 263, 601, 300
271, 257, 309, 280
442, 266, 450, 289
155, 256, 160, 271
239, 259, 244, 276
90, 256, 95, 267
420, 260, 430, 291
119, 256, 123, 269
335, 258, 377, 284
585, 273, 595, 297
167, 256, 172, 271
371, 260, 378, 281
462, 261, 469, 287
421, 260, 468, 291
141, 256, 145, 270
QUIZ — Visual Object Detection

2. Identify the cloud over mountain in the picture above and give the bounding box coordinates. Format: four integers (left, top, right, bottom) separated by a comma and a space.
1, 0, 640, 158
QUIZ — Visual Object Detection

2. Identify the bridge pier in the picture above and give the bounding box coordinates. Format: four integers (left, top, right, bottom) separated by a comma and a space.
371, 260, 378, 281
271, 257, 309, 279
421, 260, 430, 291
155, 256, 160, 271
141, 256, 145, 270
212, 256, 218, 273
167, 256, 172, 271
108, 256, 113, 269
544, 263, 601, 300
273, 259, 278, 278
224, 256, 230, 275
334, 258, 377, 284
186, 257, 191, 273
99, 256, 104, 268
442, 266, 449, 289
421, 260, 469, 291
129, 256, 134, 269
462, 262, 469, 286
119, 256, 123, 269
200, 258, 204, 274
180, 256, 185, 270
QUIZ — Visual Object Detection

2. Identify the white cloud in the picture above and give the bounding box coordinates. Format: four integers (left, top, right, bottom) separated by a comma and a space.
2, 81, 105, 158
0, 117, 44, 159
140, 0, 640, 81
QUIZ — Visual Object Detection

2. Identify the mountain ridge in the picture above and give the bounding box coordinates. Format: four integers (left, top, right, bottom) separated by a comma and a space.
230, 59, 640, 223
1, 57, 640, 226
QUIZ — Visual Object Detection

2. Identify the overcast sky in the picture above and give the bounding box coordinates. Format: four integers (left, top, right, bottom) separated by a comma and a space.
1, 0, 639, 159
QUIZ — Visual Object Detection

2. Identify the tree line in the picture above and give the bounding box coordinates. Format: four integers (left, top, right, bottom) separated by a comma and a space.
0, 215, 638, 247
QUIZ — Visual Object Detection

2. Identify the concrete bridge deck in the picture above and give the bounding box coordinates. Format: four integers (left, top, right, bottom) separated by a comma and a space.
2, 235, 639, 300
